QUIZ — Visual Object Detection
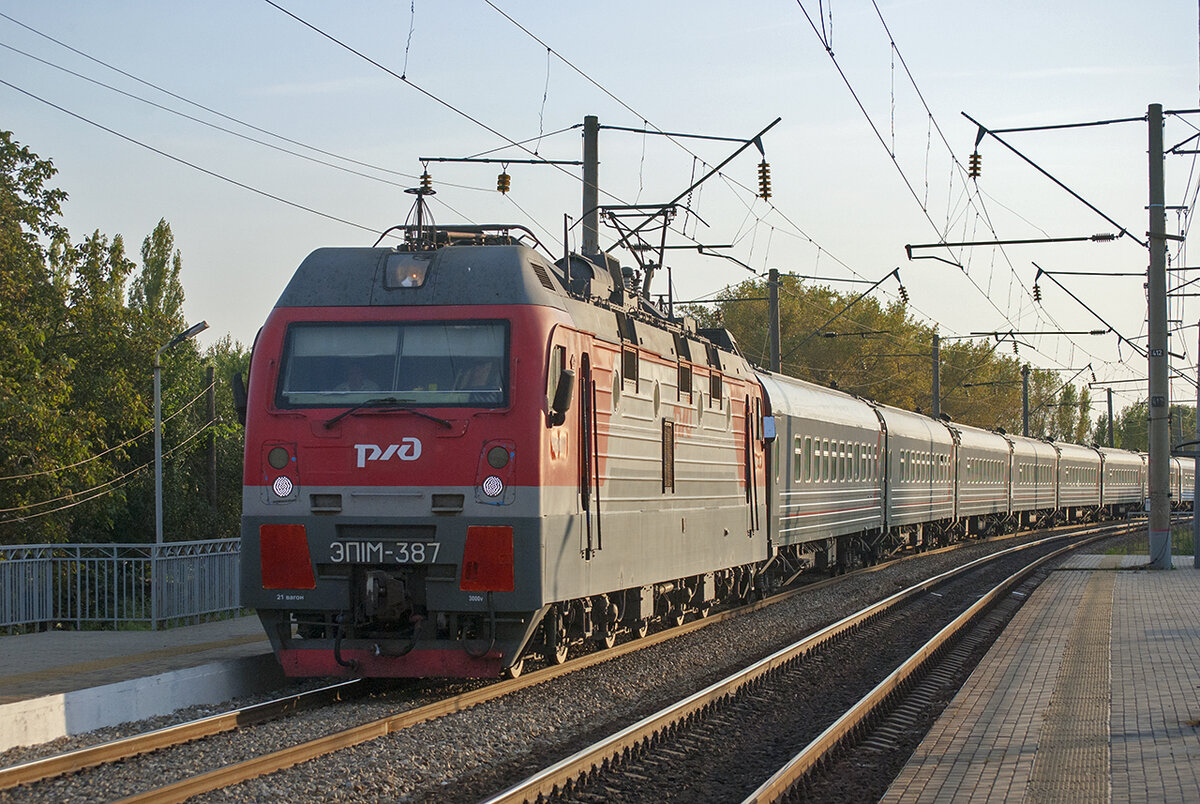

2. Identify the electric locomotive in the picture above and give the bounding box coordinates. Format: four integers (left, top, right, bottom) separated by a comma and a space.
240, 222, 768, 678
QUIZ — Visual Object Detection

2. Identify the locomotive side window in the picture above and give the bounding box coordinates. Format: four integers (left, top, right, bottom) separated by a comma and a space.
548, 345, 567, 404
678, 363, 693, 400
662, 420, 676, 492
623, 347, 639, 388
276, 321, 508, 408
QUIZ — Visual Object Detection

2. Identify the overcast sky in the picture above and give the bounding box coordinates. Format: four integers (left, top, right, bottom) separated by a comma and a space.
3, 1, 1198, 412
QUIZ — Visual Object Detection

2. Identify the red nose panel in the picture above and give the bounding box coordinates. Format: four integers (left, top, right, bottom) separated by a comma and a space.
259, 524, 316, 589
460, 525, 514, 592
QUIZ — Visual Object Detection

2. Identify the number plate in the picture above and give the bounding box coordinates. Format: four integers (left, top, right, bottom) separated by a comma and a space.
329, 540, 441, 564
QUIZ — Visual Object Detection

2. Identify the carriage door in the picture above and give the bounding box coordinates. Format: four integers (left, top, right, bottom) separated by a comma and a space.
579, 354, 601, 559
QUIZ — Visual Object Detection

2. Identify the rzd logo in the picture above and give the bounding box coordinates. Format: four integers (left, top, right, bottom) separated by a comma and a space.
355, 439, 422, 467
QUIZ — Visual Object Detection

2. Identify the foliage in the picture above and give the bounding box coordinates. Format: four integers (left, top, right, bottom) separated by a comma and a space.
681, 274, 1097, 438
0, 131, 247, 545
1092, 402, 1197, 452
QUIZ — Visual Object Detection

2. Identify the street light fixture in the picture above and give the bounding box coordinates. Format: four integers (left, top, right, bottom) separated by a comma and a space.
155, 321, 208, 546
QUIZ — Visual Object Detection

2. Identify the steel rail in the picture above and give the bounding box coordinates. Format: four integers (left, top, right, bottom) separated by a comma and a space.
0, 679, 362, 790
103, 526, 997, 802
2, 545, 873, 795
740, 524, 1128, 803
111, 577, 805, 804
5, 520, 1109, 801
478, 521, 1134, 804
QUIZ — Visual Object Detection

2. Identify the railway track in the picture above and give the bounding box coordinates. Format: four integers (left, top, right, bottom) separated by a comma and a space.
476, 521, 1133, 804
0, 521, 1133, 803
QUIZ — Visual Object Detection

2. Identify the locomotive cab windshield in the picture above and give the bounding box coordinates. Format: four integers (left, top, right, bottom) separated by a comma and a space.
276, 320, 509, 408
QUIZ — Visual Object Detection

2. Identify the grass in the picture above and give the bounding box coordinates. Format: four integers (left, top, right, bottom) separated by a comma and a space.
1104, 523, 1196, 556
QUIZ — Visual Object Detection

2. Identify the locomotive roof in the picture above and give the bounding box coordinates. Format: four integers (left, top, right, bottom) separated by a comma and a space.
274, 244, 570, 310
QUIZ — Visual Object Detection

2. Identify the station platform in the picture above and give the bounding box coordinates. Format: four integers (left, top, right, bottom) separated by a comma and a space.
882, 553, 1200, 803
0, 615, 283, 751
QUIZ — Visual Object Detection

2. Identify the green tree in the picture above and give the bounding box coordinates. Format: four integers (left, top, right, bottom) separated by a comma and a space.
682, 274, 1087, 436
0, 132, 248, 546
0, 130, 77, 542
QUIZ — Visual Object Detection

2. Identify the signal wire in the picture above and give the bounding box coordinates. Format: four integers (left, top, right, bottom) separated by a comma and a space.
0, 40, 495, 194
0, 10, 431, 183
0, 78, 384, 237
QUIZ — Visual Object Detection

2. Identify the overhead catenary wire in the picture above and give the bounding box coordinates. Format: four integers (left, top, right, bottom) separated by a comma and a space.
0, 40, 496, 195
0, 78, 386, 237
0, 10, 439, 182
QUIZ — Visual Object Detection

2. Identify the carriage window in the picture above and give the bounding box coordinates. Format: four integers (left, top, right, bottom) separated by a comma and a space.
804, 437, 813, 482
277, 321, 508, 408
794, 436, 804, 483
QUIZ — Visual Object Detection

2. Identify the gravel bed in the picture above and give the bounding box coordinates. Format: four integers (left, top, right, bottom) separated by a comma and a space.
0, 526, 1130, 803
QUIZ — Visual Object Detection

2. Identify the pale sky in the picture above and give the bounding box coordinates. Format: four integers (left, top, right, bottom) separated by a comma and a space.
2, 1, 1198, 414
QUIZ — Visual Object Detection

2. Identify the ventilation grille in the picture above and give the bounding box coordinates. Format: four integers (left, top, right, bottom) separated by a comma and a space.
532, 262, 557, 291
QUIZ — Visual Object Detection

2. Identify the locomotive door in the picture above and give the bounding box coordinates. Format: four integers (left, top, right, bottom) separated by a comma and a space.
579, 354, 602, 559
744, 395, 760, 534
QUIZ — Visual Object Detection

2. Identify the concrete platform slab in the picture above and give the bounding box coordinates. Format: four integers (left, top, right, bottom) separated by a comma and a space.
881, 555, 1200, 803
0, 615, 281, 751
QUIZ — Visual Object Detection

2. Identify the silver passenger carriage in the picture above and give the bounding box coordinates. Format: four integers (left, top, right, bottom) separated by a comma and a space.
948, 422, 1012, 537
759, 372, 884, 571
1097, 447, 1145, 517
1006, 434, 1058, 528
876, 404, 955, 546
1054, 441, 1102, 521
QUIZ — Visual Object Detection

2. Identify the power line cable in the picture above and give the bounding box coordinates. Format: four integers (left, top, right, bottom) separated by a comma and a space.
0, 40, 500, 194
1, 78, 384, 236
0, 10, 432, 182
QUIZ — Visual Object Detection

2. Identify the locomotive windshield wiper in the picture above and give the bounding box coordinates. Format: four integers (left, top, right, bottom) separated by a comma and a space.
324, 398, 452, 429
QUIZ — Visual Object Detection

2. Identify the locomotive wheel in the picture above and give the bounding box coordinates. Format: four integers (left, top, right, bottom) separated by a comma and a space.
506, 655, 525, 679
543, 607, 570, 665
596, 627, 616, 649
595, 598, 618, 649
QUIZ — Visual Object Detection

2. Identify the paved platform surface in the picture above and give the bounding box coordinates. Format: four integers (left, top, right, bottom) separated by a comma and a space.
0, 615, 281, 750
881, 554, 1200, 803
0, 614, 271, 704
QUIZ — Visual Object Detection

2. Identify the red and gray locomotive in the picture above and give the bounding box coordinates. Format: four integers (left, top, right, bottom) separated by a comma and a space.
240, 222, 769, 678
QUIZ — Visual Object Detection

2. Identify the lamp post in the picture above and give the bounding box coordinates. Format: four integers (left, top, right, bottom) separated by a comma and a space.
155, 321, 208, 546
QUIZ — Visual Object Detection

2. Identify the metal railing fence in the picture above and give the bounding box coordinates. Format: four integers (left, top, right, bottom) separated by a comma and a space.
0, 539, 241, 632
